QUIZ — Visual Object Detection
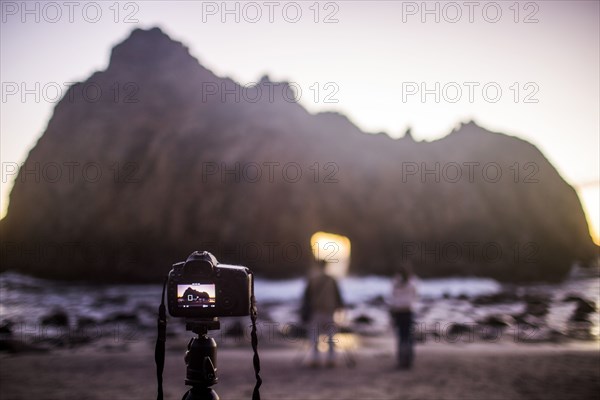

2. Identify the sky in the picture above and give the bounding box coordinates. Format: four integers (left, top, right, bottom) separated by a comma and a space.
1, 0, 599, 243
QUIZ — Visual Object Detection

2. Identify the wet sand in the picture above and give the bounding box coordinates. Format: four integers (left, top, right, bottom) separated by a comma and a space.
1, 335, 599, 400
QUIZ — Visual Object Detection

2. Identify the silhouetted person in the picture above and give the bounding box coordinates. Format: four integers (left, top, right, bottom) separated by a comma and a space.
301, 259, 344, 367
389, 264, 418, 369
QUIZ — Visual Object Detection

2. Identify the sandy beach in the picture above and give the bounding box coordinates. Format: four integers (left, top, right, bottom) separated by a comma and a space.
2, 272, 599, 400
1, 333, 599, 400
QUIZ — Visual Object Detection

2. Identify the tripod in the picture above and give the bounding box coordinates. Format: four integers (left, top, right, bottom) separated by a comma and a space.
181, 318, 222, 400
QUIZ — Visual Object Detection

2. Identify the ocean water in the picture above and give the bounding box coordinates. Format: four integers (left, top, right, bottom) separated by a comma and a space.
255, 275, 502, 303
0, 271, 598, 342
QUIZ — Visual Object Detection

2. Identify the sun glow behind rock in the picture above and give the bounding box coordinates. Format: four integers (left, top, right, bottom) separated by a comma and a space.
576, 183, 600, 245
310, 231, 351, 279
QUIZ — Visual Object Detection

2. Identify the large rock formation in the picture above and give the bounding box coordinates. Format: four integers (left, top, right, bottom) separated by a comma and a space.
1, 28, 597, 282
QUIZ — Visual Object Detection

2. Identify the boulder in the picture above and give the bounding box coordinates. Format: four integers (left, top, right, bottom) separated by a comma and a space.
41, 309, 69, 327
575, 299, 597, 314
480, 314, 515, 328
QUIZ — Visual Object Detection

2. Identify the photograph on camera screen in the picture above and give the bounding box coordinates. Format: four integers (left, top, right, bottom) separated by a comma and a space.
177, 283, 216, 308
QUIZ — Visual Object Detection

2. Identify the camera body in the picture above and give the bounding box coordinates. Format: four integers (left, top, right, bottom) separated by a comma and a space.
167, 251, 252, 318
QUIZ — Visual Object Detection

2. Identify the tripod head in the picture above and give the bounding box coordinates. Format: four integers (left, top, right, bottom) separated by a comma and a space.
183, 318, 221, 400
186, 318, 221, 335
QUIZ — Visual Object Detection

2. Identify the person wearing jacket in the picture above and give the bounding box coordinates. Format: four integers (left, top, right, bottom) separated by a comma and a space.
301, 259, 344, 368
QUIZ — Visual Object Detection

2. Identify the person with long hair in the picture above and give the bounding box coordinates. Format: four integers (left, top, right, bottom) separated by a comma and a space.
389, 263, 418, 369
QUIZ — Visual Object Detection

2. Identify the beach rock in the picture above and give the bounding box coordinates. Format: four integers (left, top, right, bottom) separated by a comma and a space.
103, 312, 139, 324
2, 27, 597, 283
338, 325, 355, 334
479, 314, 515, 328
0, 320, 13, 335
0, 320, 14, 352
135, 302, 157, 315
366, 295, 386, 307
523, 293, 551, 303
567, 322, 595, 340
353, 314, 374, 325
519, 327, 567, 343
65, 335, 95, 347
512, 313, 544, 329
565, 296, 596, 339
447, 323, 473, 337
525, 303, 549, 317
478, 326, 503, 341
94, 294, 128, 306
562, 293, 596, 325
0, 337, 51, 354
76, 316, 98, 329
41, 309, 69, 326
574, 298, 597, 314
472, 291, 520, 305
562, 293, 586, 302
0, 338, 16, 353
523, 294, 551, 317
570, 311, 593, 323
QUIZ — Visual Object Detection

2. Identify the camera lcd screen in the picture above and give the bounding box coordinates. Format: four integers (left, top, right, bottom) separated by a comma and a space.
177, 283, 216, 308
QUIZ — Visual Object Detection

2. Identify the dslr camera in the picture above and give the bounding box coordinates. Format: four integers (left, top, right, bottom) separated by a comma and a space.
167, 251, 253, 318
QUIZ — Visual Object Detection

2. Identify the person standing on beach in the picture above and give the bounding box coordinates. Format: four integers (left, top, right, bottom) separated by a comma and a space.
389, 264, 418, 369
301, 259, 344, 368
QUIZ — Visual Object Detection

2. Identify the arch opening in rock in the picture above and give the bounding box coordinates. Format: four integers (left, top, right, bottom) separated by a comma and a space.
310, 231, 351, 279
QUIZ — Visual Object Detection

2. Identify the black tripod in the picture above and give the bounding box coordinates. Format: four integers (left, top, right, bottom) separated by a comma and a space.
181, 318, 222, 400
